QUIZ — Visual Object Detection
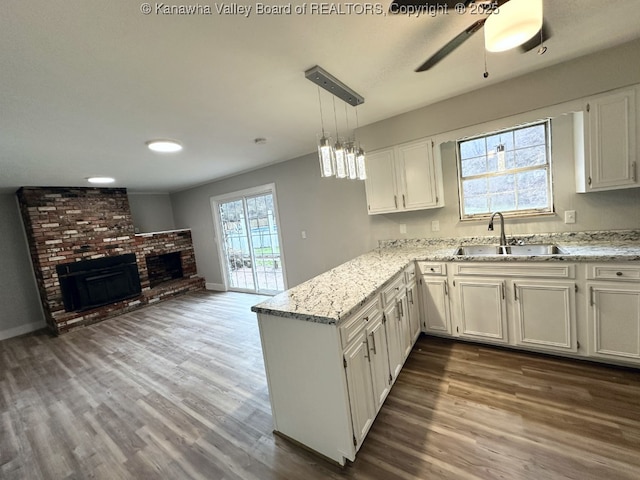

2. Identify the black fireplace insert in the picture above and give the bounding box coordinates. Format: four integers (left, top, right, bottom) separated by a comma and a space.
56, 253, 142, 312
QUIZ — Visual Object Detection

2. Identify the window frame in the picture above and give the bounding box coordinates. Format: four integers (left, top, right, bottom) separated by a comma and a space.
456, 120, 554, 221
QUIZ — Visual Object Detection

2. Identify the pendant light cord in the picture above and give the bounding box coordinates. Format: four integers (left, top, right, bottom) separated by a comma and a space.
333, 96, 340, 140
317, 87, 326, 136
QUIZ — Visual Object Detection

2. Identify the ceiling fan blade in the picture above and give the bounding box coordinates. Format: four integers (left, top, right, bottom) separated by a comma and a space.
415, 18, 486, 72
519, 23, 552, 53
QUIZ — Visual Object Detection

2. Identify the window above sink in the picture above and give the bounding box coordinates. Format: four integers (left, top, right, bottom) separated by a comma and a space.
456, 120, 554, 220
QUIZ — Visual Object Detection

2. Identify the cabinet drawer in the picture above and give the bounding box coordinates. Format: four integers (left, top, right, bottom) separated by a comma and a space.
381, 274, 405, 307
404, 263, 417, 284
340, 298, 381, 348
417, 262, 447, 276
453, 262, 574, 279
588, 264, 640, 281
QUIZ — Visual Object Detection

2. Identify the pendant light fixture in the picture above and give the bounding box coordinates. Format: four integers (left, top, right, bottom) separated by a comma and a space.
315, 87, 335, 177
484, 0, 543, 53
354, 106, 367, 180
305, 65, 366, 181
333, 96, 347, 178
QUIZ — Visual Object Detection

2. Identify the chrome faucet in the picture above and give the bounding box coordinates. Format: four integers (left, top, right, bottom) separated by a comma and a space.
488, 212, 507, 247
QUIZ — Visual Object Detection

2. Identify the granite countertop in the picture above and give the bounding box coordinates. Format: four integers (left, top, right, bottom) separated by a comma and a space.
251, 230, 640, 325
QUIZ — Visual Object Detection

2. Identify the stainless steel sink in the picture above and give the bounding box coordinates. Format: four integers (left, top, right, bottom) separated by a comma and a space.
501, 244, 562, 255
454, 245, 501, 256
454, 244, 562, 256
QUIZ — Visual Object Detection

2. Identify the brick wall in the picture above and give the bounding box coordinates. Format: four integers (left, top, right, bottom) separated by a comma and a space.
17, 187, 204, 334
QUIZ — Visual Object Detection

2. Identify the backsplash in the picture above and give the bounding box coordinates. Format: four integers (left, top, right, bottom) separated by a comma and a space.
379, 229, 640, 249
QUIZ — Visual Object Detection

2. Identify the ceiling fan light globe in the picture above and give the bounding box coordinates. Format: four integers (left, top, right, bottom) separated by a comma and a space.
484, 0, 543, 53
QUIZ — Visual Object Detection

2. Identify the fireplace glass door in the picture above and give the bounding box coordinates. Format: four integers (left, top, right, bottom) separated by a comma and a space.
216, 189, 285, 294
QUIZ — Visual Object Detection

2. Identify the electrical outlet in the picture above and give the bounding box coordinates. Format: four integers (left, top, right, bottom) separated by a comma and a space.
431, 220, 440, 232
564, 210, 576, 224
301, 230, 307, 239
399, 224, 407, 234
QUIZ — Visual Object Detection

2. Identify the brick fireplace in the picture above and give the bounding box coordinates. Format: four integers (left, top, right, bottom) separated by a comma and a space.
17, 187, 205, 334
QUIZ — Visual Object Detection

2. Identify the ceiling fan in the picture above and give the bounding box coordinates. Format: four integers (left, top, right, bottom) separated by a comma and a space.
389, 0, 550, 72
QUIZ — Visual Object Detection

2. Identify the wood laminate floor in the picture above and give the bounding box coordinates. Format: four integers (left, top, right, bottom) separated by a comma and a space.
1, 291, 639, 479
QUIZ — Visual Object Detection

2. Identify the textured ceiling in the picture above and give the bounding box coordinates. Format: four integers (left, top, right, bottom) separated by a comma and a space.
2, 0, 640, 193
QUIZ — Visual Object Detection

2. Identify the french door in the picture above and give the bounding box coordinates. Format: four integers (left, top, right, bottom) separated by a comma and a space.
213, 185, 286, 294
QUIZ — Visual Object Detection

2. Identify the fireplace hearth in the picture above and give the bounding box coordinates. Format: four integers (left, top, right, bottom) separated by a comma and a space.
57, 254, 142, 312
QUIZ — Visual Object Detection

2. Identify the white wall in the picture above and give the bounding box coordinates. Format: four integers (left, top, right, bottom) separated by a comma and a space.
171, 153, 375, 288
0, 194, 45, 340
128, 193, 176, 233
172, 39, 640, 291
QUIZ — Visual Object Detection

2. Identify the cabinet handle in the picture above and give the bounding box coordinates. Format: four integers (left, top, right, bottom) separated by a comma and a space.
501, 282, 505, 300
632, 162, 637, 182
399, 300, 404, 317
444, 281, 449, 296
369, 332, 377, 354
408, 289, 414, 305
590, 286, 594, 306
616, 272, 623, 277
394, 195, 398, 208
513, 283, 518, 301
402, 194, 406, 208
364, 338, 371, 361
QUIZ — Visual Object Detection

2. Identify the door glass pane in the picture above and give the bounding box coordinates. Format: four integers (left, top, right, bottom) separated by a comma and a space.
218, 191, 285, 294
219, 199, 254, 291
245, 193, 285, 292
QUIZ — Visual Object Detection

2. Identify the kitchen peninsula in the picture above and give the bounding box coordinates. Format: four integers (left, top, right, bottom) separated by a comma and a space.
252, 229, 640, 466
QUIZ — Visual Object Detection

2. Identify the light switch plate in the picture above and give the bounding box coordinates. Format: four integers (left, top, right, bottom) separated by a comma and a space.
301, 230, 307, 239
564, 210, 576, 224
399, 224, 407, 234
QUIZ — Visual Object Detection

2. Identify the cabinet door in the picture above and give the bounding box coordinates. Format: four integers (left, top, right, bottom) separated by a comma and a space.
397, 290, 412, 359
513, 281, 577, 353
588, 283, 640, 363
454, 278, 508, 343
406, 282, 421, 342
587, 88, 637, 191
366, 314, 391, 409
384, 303, 404, 380
343, 331, 375, 447
420, 277, 452, 336
396, 139, 439, 210
364, 148, 398, 214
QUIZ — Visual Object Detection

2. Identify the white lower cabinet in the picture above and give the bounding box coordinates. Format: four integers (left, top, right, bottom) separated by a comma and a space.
383, 299, 403, 380
343, 330, 376, 447
366, 314, 392, 409
445, 263, 578, 354
513, 281, 577, 353
417, 262, 452, 336
586, 263, 640, 365
406, 280, 422, 342
454, 278, 509, 343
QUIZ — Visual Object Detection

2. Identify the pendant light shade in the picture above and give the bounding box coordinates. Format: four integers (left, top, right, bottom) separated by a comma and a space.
334, 140, 347, 178
356, 147, 367, 180
318, 135, 335, 177
484, 0, 543, 53
345, 143, 357, 180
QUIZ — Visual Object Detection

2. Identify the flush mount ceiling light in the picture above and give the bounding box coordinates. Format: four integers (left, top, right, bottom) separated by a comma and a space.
146, 139, 183, 153
484, 0, 543, 53
87, 177, 115, 184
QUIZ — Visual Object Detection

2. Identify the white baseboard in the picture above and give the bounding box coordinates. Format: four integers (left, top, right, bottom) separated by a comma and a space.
0, 321, 46, 341
206, 282, 226, 291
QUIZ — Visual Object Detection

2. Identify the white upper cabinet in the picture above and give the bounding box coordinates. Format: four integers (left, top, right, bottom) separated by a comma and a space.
364, 138, 444, 214
576, 86, 638, 192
